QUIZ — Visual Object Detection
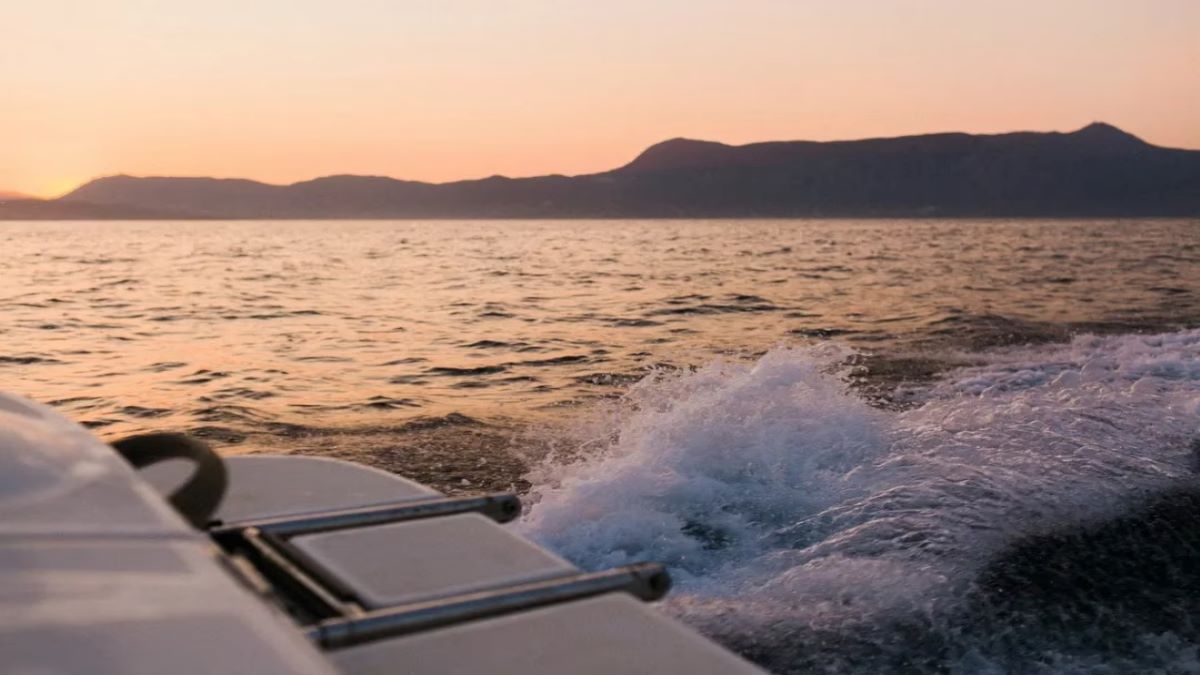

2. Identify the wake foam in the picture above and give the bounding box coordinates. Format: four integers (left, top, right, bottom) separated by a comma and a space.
520, 344, 890, 579
517, 330, 1200, 672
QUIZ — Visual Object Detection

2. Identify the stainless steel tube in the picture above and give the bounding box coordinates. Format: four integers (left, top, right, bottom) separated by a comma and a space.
214, 493, 522, 538
309, 562, 671, 649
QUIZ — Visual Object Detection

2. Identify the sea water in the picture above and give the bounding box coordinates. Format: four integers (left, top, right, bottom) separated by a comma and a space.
3, 218, 1199, 670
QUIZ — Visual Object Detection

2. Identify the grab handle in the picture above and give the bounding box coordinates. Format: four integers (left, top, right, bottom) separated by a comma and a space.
111, 433, 228, 528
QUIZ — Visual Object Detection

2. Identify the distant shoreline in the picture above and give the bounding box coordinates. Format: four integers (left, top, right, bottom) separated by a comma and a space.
7, 123, 1200, 220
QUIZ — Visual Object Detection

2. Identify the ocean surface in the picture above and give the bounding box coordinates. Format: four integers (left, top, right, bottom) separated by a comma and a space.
3, 218, 1200, 672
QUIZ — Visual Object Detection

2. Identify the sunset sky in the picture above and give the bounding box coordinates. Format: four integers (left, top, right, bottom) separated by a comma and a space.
4, 0, 1198, 197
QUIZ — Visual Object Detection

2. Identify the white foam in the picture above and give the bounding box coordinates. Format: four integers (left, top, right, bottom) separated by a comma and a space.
517, 329, 1200, 665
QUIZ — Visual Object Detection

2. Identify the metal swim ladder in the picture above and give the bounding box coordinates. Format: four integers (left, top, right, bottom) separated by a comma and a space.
208, 493, 672, 650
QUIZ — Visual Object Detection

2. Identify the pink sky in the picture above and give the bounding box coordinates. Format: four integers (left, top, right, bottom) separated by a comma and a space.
4, 0, 1198, 197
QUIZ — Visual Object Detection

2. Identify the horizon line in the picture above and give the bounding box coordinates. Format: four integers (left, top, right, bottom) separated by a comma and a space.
17, 120, 1171, 199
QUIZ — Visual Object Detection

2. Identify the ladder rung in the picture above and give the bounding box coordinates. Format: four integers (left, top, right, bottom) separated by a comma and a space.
212, 493, 521, 539
307, 563, 672, 650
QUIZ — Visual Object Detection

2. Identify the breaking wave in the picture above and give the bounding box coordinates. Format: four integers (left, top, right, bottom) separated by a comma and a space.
517, 330, 1200, 672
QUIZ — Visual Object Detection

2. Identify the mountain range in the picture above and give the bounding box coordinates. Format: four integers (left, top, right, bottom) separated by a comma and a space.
4, 123, 1199, 219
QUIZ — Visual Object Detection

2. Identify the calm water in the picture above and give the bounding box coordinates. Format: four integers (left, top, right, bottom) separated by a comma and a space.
4, 218, 1200, 672
4, 219, 1198, 433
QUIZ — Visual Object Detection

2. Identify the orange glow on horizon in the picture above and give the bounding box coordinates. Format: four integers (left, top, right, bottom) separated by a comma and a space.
39, 179, 87, 200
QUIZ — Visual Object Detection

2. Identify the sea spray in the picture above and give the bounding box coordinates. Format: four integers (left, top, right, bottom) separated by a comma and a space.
517, 344, 890, 582
517, 330, 1200, 671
